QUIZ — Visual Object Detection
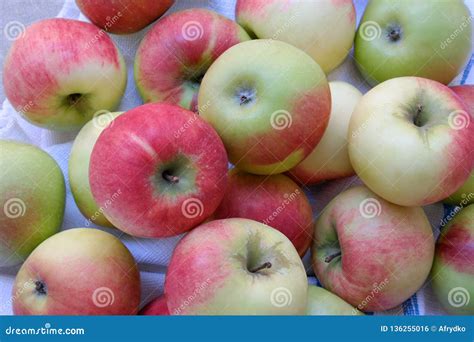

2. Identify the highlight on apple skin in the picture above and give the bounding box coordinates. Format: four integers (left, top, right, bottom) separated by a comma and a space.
135, 8, 251, 112
0, 140, 65, 268
443, 85, 474, 206
69, 111, 123, 228
213, 169, 313, 256
289, 81, 362, 185
355, 0, 472, 86
12, 228, 141, 315
76, 0, 174, 34
306, 285, 363, 316
165, 218, 308, 315
89, 103, 228, 238
139, 295, 170, 315
431, 204, 474, 315
2, 18, 127, 131
348, 77, 474, 207
236, 0, 356, 73
312, 186, 434, 312
199, 39, 331, 175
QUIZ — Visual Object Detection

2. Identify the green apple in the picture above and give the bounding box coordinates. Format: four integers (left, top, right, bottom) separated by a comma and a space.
355, 0, 472, 86
306, 285, 363, 316
69, 111, 123, 227
431, 204, 473, 315
0, 140, 65, 267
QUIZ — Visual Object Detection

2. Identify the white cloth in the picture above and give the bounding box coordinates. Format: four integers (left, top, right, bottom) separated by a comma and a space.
1, 0, 473, 315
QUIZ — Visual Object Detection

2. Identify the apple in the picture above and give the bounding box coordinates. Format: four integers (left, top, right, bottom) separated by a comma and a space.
3, 18, 127, 130
355, 0, 472, 86
76, 0, 174, 34
431, 203, 473, 315
236, 0, 356, 73
139, 295, 170, 315
444, 85, 474, 206
0, 140, 65, 268
289, 81, 362, 185
348, 77, 474, 207
135, 8, 250, 112
12, 228, 141, 315
212, 169, 313, 256
312, 186, 434, 312
89, 103, 228, 238
306, 285, 363, 316
69, 111, 123, 228
165, 218, 308, 315
198, 39, 331, 175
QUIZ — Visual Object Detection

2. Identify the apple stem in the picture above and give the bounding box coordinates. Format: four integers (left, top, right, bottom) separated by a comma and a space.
249, 261, 272, 273
324, 252, 341, 263
162, 171, 179, 184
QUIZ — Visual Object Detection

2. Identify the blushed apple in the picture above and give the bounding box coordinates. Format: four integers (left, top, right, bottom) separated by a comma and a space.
165, 218, 308, 315
289, 81, 362, 184
0, 140, 65, 267
135, 8, 250, 112
306, 285, 363, 316
236, 0, 356, 73
213, 169, 313, 256
89, 103, 228, 238
355, 0, 472, 85
3, 18, 127, 130
139, 295, 169, 315
69, 111, 123, 228
348, 77, 474, 207
431, 204, 473, 315
76, 0, 174, 34
312, 186, 434, 312
12, 228, 141, 315
199, 39, 331, 175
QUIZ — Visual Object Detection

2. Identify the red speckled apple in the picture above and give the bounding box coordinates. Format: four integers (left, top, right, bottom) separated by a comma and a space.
139, 295, 169, 315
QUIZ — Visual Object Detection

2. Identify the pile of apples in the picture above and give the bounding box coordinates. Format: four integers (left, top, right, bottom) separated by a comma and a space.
1, 0, 473, 316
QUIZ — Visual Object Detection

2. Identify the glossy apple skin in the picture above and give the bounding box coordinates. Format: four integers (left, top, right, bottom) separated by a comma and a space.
355, 0, 472, 86
213, 169, 313, 256
312, 186, 434, 312
76, 0, 174, 34
89, 103, 228, 238
348, 77, 474, 207
431, 204, 474, 315
444, 85, 474, 205
289, 82, 362, 185
306, 285, 363, 316
135, 8, 250, 112
0, 141, 65, 267
3, 18, 126, 130
69, 112, 123, 228
165, 218, 308, 315
199, 39, 331, 175
139, 295, 169, 315
236, 0, 356, 73
13, 228, 140, 315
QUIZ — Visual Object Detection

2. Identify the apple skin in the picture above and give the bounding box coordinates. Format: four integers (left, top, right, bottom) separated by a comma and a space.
348, 77, 474, 207
312, 186, 434, 312
139, 295, 170, 315
289, 81, 362, 185
3, 18, 127, 130
89, 103, 228, 238
213, 169, 313, 256
444, 85, 474, 205
76, 0, 174, 34
135, 8, 250, 112
431, 204, 474, 315
69, 111, 123, 228
306, 285, 363, 316
0, 140, 65, 268
12, 228, 141, 315
355, 0, 472, 86
165, 218, 308, 315
236, 0, 356, 73
199, 39, 331, 175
